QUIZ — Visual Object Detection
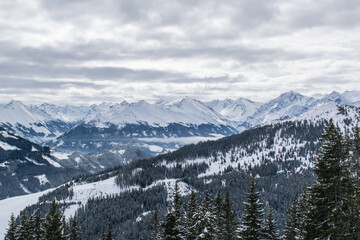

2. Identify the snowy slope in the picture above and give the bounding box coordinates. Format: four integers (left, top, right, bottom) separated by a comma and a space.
248, 91, 317, 126
85, 98, 230, 128
205, 98, 262, 122
29, 103, 90, 122
0, 188, 55, 239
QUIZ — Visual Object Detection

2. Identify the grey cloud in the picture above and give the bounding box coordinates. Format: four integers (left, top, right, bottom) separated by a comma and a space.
287, 0, 360, 29
0, 77, 100, 90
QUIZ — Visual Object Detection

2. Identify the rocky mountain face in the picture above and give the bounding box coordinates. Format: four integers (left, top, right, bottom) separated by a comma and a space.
3, 103, 359, 239
0, 127, 150, 200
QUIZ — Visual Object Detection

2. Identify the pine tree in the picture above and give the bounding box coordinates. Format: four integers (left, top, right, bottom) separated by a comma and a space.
15, 211, 32, 240
283, 197, 298, 240
186, 189, 198, 240
222, 191, 238, 240
106, 223, 113, 240
351, 125, 360, 238
33, 209, 44, 240
69, 217, 82, 240
43, 199, 66, 240
173, 182, 186, 239
101, 226, 106, 240
162, 182, 186, 240
5, 213, 16, 240
151, 207, 162, 240
263, 206, 279, 240
214, 191, 224, 239
305, 121, 352, 239
194, 190, 216, 240
239, 176, 264, 240
162, 205, 179, 240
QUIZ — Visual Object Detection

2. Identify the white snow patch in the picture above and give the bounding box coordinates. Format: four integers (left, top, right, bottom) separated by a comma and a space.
42, 155, 62, 168
34, 174, 50, 186
64, 204, 81, 220
0, 131, 18, 139
0, 161, 9, 168
25, 157, 46, 166
20, 183, 31, 194
31, 146, 38, 152
51, 151, 72, 160
0, 141, 20, 151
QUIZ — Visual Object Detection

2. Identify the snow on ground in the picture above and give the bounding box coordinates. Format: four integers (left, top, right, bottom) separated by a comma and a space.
0, 141, 20, 151
34, 174, 50, 186
0, 130, 18, 139
25, 157, 46, 166
142, 144, 163, 153
31, 146, 38, 152
0, 188, 55, 239
42, 155, 62, 168
51, 150, 71, 160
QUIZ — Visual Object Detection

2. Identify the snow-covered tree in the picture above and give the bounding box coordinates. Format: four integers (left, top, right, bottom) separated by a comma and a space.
5, 213, 16, 240
186, 189, 198, 240
43, 199, 66, 240
305, 121, 353, 239
69, 217, 82, 240
239, 176, 264, 240
221, 191, 238, 240
263, 206, 279, 240
194, 191, 216, 240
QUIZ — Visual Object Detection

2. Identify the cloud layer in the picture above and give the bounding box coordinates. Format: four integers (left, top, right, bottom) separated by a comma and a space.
0, 0, 359, 104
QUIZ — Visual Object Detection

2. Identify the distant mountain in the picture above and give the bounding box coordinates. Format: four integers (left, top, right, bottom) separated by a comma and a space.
1, 90, 359, 154
0, 127, 150, 200
5, 103, 359, 239
247, 91, 317, 126
204, 97, 262, 131
0, 101, 88, 144
48, 98, 237, 154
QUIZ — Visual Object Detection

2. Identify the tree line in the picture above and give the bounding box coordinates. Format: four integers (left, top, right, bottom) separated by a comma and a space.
152, 121, 360, 240
5, 120, 360, 239
151, 178, 279, 240
4, 199, 114, 240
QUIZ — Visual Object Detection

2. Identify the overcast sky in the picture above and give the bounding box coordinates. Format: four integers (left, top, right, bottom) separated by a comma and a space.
0, 0, 359, 105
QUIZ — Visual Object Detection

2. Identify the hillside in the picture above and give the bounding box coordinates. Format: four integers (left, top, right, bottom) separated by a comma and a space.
3, 103, 358, 239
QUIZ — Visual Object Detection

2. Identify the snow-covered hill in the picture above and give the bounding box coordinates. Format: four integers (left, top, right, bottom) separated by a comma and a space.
1, 103, 359, 239
0, 127, 151, 200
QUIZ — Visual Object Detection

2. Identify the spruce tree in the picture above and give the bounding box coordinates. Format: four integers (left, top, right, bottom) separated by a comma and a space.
239, 176, 264, 240
43, 199, 66, 240
33, 209, 44, 240
222, 191, 238, 240
162, 205, 179, 240
186, 189, 198, 240
15, 211, 32, 240
283, 197, 298, 240
214, 191, 224, 239
263, 206, 279, 240
69, 217, 82, 240
106, 223, 113, 240
5, 213, 16, 240
151, 207, 162, 240
194, 190, 216, 239
305, 121, 352, 239
162, 182, 186, 240
173, 182, 186, 238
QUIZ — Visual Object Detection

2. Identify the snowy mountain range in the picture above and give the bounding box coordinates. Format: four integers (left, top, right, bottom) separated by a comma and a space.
0, 90, 359, 154
2, 102, 359, 239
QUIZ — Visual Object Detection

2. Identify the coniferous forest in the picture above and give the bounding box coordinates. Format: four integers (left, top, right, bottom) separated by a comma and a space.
5, 121, 360, 239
